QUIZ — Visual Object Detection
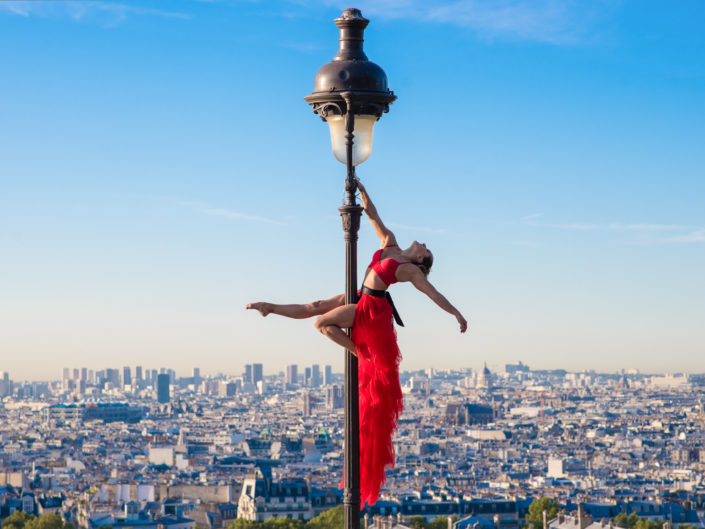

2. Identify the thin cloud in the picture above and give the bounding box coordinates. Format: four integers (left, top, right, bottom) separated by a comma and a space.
387, 222, 447, 234
304, 0, 616, 45
552, 222, 687, 232
520, 216, 687, 232
0, 1, 190, 24
669, 230, 705, 244
522, 213, 544, 225
425, 0, 606, 45
178, 200, 287, 226
519, 215, 703, 244
281, 41, 325, 54
512, 240, 542, 247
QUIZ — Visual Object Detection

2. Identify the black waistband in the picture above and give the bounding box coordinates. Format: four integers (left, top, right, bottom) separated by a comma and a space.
359, 286, 405, 327
360, 286, 387, 298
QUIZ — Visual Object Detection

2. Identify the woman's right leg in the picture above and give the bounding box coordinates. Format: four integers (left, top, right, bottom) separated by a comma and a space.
246, 293, 345, 319
313, 303, 357, 353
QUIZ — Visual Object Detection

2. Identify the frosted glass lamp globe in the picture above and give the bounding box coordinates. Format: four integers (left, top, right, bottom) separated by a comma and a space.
327, 114, 377, 166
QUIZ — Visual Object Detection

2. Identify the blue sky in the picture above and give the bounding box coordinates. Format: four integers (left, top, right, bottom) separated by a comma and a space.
1, 0, 703, 381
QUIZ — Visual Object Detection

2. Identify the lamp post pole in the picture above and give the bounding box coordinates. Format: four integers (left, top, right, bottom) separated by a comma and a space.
305, 9, 396, 528
339, 101, 363, 527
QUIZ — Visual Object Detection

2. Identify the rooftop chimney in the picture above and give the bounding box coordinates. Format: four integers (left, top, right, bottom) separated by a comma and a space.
577, 504, 592, 529
578, 505, 583, 529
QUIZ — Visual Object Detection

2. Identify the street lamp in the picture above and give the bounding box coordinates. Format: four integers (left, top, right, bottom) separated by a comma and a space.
304, 8, 396, 529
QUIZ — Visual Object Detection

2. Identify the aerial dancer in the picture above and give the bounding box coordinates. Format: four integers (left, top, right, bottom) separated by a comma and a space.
247, 179, 468, 507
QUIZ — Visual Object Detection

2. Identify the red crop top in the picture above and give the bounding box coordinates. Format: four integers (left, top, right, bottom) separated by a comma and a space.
367, 246, 402, 286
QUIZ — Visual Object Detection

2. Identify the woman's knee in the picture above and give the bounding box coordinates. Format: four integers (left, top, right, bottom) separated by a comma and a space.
314, 316, 328, 334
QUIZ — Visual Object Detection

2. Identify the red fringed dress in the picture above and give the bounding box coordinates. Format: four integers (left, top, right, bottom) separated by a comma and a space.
349, 246, 405, 508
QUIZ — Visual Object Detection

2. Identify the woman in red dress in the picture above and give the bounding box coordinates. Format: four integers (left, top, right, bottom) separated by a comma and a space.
247, 179, 468, 507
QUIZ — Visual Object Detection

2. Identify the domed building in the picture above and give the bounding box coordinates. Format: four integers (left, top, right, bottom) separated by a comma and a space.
477, 363, 493, 390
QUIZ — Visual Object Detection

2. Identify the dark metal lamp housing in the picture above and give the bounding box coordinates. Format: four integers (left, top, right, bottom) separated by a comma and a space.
305, 8, 396, 167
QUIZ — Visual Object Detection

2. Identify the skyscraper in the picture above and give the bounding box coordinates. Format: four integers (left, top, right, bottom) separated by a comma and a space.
304, 367, 312, 386
302, 391, 312, 417
62, 368, 71, 391
135, 366, 143, 382
218, 381, 237, 397
312, 364, 322, 387
193, 367, 200, 381
326, 385, 344, 409
157, 374, 170, 404
286, 365, 298, 387
0, 372, 10, 397
324, 365, 333, 385
244, 364, 252, 384
106, 368, 120, 387
123, 366, 132, 387
252, 363, 263, 384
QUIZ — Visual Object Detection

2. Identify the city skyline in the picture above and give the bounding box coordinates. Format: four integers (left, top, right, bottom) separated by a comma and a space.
1, 0, 703, 380
0, 360, 699, 384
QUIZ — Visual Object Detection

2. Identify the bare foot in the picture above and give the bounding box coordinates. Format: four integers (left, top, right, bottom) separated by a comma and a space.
246, 302, 273, 317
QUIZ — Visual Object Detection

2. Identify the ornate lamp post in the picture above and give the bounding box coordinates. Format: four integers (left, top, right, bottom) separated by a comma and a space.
304, 8, 395, 529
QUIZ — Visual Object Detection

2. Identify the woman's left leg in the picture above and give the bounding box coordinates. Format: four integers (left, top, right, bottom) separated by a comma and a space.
314, 304, 357, 354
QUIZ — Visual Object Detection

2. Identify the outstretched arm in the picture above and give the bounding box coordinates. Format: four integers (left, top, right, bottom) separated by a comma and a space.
408, 268, 468, 333
356, 178, 397, 248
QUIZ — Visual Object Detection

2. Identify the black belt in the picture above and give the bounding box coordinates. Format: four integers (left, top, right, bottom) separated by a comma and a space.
359, 286, 404, 327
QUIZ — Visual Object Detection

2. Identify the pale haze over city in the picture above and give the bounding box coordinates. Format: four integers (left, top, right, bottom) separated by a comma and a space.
1, 0, 704, 381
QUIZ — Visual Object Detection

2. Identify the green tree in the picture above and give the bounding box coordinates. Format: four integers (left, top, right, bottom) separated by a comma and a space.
615, 514, 674, 529
27, 514, 66, 529
2, 511, 37, 529
634, 519, 663, 529
263, 517, 304, 529
305, 506, 343, 529
428, 517, 450, 529
525, 498, 560, 529
228, 519, 259, 529
627, 514, 640, 529
407, 517, 427, 529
